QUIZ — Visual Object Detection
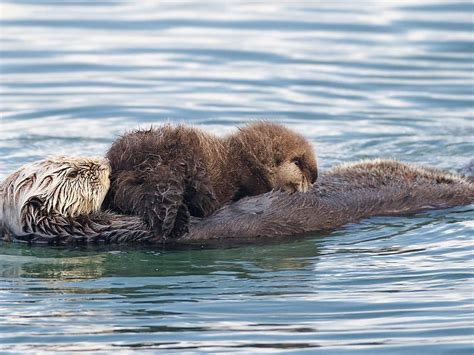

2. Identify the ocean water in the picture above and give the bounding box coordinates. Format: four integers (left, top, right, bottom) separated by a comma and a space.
0, 0, 473, 353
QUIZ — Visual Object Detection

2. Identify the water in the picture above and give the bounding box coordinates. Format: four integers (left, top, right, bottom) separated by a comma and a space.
1, 0, 473, 353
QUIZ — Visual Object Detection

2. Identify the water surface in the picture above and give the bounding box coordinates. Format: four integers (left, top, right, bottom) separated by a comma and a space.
0, 0, 473, 353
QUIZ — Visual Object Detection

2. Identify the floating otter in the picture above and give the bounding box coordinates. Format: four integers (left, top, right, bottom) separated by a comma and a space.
0, 157, 153, 244
105, 122, 318, 238
1, 158, 473, 246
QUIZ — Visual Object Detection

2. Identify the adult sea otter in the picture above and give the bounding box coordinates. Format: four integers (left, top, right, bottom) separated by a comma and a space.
1, 158, 472, 245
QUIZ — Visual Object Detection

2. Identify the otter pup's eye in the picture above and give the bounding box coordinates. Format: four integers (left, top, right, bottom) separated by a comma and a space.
67, 170, 79, 179
292, 157, 303, 168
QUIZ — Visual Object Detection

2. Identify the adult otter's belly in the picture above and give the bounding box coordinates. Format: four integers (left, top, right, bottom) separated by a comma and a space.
182, 160, 474, 244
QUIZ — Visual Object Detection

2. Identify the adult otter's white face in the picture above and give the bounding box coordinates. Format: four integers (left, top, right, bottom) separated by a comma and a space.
35, 157, 111, 217
0, 157, 110, 235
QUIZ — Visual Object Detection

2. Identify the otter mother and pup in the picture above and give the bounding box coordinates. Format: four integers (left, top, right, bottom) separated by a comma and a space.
105, 122, 317, 239
0, 123, 473, 245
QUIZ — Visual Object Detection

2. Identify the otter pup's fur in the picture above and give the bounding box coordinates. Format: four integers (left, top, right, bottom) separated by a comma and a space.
105, 122, 318, 238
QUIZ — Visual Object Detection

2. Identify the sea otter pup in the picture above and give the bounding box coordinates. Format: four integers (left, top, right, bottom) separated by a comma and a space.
0, 157, 153, 244
105, 122, 318, 238
1, 158, 473, 245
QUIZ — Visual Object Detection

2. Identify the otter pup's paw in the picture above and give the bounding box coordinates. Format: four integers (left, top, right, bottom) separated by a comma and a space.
153, 173, 189, 238
186, 163, 220, 217
109, 165, 191, 239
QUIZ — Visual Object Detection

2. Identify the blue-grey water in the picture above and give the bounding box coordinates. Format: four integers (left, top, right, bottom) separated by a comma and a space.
1, 1, 473, 353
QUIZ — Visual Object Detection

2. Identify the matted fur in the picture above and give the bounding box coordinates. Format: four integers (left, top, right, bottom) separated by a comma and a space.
105, 122, 318, 238
0, 156, 110, 237
0, 156, 153, 243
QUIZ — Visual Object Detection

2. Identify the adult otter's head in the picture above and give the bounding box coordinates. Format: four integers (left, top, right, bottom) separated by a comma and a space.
0, 156, 110, 235
228, 122, 317, 195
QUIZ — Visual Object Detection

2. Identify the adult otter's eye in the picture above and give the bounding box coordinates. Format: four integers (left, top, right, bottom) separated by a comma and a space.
67, 170, 79, 179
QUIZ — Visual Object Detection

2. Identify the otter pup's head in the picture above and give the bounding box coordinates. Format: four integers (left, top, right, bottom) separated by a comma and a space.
0, 156, 110, 235
229, 122, 317, 195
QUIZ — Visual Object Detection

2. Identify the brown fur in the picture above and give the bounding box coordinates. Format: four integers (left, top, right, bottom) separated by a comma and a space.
104, 122, 317, 238
183, 159, 474, 244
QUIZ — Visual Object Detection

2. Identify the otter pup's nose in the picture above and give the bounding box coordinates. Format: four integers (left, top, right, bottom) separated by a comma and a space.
310, 169, 318, 184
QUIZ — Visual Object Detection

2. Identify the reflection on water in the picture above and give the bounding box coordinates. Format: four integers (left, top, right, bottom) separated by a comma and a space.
1, 0, 473, 353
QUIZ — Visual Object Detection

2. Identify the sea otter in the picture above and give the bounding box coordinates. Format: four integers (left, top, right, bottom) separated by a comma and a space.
1, 158, 473, 246
0, 157, 153, 244
105, 122, 318, 238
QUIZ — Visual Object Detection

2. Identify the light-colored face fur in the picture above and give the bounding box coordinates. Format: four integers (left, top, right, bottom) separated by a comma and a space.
272, 154, 317, 193
232, 122, 318, 194
0, 156, 110, 235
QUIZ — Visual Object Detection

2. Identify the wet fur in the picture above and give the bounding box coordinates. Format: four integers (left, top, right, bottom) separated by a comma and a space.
0, 157, 154, 244
2, 159, 473, 246
104, 122, 317, 238
0, 157, 112, 237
